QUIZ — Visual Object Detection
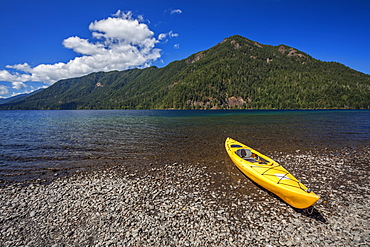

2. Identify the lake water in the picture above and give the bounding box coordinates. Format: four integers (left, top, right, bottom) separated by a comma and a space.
1, 110, 369, 183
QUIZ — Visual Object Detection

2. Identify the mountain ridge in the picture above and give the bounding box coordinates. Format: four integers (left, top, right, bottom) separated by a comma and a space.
1, 35, 370, 110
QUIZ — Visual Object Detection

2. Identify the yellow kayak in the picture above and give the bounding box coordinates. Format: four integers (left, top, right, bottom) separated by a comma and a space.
225, 137, 320, 209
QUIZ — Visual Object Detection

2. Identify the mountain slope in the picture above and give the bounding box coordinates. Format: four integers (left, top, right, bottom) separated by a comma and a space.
2, 35, 370, 109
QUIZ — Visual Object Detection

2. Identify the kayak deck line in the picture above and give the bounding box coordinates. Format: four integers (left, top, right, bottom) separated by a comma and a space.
249, 162, 312, 193
262, 173, 312, 193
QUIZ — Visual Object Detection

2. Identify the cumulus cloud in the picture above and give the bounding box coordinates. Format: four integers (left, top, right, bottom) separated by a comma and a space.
0, 85, 9, 95
0, 69, 29, 89
0, 11, 163, 89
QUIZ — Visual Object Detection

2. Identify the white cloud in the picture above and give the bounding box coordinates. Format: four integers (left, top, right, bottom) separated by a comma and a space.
0, 11, 162, 88
0, 69, 29, 89
12, 82, 28, 90
158, 31, 179, 42
0, 85, 9, 95
158, 33, 167, 40
169, 31, 179, 38
63, 36, 105, 56
174, 44, 180, 49
170, 9, 182, 15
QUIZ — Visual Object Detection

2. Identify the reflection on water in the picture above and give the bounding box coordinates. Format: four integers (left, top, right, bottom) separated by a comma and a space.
0, 110, 369, 182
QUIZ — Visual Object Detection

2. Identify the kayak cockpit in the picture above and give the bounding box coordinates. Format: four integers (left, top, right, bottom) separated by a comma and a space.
235, 148, 269, 164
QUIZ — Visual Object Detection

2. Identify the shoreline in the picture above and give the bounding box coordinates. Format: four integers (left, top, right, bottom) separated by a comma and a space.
0, 149, 369, 246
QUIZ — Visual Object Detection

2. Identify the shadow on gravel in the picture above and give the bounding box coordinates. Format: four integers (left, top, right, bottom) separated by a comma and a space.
294, 207, 327, 223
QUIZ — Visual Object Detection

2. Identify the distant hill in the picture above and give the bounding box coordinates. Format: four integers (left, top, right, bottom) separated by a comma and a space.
0, 89, 43, 105
1, 35, 369, 110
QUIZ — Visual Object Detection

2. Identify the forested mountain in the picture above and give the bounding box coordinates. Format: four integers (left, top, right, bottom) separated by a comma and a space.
2, 35, 370, 110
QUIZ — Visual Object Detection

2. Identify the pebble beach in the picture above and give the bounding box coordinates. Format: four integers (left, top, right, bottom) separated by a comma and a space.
0, 147, 369, 246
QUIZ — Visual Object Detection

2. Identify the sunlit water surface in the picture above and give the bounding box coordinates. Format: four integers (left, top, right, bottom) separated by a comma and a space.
1, 110, 369, 182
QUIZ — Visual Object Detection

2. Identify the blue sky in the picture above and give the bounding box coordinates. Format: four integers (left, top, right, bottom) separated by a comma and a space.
1, 0, 369, 98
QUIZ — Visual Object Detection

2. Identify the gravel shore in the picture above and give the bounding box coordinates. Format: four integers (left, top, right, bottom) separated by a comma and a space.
1, 147, 369, 246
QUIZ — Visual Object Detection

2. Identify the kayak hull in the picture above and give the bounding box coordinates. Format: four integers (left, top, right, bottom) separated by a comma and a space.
225, 137, 320, 209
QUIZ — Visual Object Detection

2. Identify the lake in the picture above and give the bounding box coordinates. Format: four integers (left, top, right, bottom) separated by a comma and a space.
1, 110, 369, 183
